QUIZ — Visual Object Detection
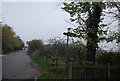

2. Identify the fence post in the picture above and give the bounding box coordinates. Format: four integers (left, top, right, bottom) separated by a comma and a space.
108, 63, 110, 80
69, 63, 72, 79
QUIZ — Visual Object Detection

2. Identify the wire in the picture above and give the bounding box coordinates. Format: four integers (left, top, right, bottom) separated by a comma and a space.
0, 13, 6, 24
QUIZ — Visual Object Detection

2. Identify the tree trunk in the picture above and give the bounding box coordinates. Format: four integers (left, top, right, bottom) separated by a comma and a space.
86, 3, 102, 63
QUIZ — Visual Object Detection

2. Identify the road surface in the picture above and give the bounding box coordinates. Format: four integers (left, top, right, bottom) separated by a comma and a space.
2, 50, 40, 79
0, 55, 2, 80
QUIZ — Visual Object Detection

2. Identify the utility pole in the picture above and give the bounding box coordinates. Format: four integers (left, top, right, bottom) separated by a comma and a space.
63, 28, 70, 73
63, 28, 76, 73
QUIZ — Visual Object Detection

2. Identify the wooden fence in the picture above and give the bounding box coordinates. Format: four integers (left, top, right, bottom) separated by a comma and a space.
69, 65, 120, 80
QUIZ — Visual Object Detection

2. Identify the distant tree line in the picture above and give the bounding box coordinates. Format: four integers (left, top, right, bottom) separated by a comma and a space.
27, 37, 66, 59
27, 37, 86, 61
2, 24, 24, 53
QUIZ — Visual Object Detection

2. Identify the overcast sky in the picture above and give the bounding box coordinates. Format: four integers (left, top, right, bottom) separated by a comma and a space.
1, 2, 71, 43
0, 2, 119, 51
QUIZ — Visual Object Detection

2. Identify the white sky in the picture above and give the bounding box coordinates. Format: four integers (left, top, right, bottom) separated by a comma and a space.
1, 0, 120, 2
1, 2, 71, 43
0, 1, 119, 51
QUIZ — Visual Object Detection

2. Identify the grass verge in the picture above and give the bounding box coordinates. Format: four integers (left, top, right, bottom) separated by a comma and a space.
37, 72, 68, 79
28, 53, 68, 79
28, 53, 49, 71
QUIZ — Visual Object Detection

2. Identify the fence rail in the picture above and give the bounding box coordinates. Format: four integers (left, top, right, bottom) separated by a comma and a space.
69, 65, 120, 80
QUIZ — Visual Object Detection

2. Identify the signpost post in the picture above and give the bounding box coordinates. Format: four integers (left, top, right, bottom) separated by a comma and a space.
63, 29, 70, 73
63, 28, 76, 74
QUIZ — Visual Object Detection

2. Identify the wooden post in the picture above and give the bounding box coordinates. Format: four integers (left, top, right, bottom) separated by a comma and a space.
69, 63, 72, 79
108, 63, 110, 80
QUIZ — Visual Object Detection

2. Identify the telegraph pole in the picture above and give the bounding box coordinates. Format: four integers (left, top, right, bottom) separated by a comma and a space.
63, 28, 76, 73
63, 28, 70, 73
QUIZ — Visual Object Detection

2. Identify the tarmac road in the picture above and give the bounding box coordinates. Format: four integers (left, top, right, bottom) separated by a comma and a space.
0, 55, 2, 80
2, 50, 40, 79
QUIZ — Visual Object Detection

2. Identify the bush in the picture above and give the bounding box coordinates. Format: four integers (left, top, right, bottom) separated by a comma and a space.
111, 52, 120, 66
96, 52, 120, 66
27, 40, 44, 55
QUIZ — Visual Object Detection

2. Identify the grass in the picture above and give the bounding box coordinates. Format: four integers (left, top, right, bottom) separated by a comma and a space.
2, 51, 11, 55
28, 53, 49, 71
28, 53, 69, 79
57, 60, 65, 68
38, 72, 68, 79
